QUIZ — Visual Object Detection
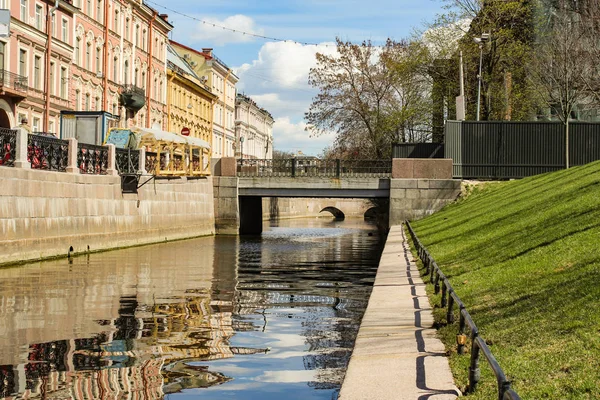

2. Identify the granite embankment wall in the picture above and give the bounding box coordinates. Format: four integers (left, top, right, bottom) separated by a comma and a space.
0, 167, 215, 266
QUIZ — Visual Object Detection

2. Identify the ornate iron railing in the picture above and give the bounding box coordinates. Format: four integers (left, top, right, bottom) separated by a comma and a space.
406, 222, 521, 400
0, 70, 29, 93
27, 134, 69, 172
77, 143, 108, 175
237, 158, 392, 178
0, 128, 17, 167
115, 148, 140, 174
145, 151, 158, 174
120, 84, 145, 96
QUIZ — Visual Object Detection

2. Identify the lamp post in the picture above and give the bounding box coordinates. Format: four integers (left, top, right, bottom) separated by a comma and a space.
474, 33, 490, 121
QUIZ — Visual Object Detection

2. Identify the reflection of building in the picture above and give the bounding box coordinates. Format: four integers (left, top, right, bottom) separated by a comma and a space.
170, 42, 238, 159
166, 44, 217, 145
235, 93, 274, 159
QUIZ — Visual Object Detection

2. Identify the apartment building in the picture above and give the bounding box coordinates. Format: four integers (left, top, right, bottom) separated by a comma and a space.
0, 0, 172, 133
170, 41, 238, 159
235, 93, 273, 159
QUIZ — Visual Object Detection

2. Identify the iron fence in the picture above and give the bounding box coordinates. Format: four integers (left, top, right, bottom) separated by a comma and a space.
392, 142, 445, 159
77, 143, 108, 175
28, 134, 69, 172
237, 158, 391, 178
445, 121, 600, 179
0, 128, 17, 167
115, 148, 140, 174
406, 221, 521, 400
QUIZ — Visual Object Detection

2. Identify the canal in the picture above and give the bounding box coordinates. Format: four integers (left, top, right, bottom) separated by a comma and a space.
0, 218, 385, 399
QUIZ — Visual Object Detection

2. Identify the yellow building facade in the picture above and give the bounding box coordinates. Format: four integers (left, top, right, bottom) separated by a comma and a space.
166, 45, 217, 145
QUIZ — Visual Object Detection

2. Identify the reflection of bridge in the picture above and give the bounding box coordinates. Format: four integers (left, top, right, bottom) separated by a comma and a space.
213, 158, 462, 235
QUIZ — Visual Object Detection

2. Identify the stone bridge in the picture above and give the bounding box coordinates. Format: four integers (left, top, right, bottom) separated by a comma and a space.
213, 158, 461, 234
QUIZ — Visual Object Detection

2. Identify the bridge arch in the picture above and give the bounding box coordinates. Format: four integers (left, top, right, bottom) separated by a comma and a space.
320, 207, 345, 220
364, 206, 381, 220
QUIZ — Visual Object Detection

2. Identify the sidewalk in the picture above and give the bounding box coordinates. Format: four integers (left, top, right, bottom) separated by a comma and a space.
339, 224, 460, 400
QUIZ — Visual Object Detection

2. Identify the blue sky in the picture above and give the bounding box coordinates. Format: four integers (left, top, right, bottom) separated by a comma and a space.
146, 0, 447, 155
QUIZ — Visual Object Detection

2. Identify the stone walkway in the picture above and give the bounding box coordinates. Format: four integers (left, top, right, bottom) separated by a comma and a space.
339, 224, 460, 400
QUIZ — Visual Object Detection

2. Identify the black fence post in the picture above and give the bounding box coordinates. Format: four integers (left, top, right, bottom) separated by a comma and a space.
441, 283, 447, 308
468, 337, 482, 394
458, 307, 467, 354
447, 293, 455, 324
291, 158, 296, 178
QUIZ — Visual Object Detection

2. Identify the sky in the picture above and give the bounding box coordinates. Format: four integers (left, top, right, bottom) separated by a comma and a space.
145, 0, 447, 156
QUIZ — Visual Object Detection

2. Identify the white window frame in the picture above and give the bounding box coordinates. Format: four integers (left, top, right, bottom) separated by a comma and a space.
61, 18, 68, 42
35, 4, 43, 30
20, 0, 28, 21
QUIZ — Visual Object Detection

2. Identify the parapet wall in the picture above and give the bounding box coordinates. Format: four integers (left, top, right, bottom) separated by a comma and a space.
0, 167, 215, 266
262, 197, 375, 220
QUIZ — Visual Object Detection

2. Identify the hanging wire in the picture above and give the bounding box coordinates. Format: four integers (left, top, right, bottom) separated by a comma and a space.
145, 0, 335, 47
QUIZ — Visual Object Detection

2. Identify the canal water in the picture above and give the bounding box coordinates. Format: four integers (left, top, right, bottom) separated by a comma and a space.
0, 218, 384, 400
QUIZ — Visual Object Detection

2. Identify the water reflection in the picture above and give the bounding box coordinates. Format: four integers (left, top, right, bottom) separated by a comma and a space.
0, 218, 383, 399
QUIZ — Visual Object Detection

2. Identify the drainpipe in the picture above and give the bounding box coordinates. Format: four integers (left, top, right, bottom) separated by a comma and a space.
146, 11, 157, 129
44, 0, 59, 134
102, 0, 109, 112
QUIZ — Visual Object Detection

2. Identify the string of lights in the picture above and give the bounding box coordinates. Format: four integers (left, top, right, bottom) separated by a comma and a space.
144, 0, 336, 47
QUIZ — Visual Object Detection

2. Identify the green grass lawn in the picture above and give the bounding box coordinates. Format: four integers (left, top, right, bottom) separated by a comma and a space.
410, 161, 600, 399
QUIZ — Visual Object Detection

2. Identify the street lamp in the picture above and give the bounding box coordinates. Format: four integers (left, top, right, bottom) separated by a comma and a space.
474, 33, 490, 121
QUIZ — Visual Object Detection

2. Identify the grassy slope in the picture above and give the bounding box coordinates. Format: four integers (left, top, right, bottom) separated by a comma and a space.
411, 161, 600, 399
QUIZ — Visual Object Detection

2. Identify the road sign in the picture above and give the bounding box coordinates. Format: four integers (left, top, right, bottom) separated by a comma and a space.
181, 127, 190, 136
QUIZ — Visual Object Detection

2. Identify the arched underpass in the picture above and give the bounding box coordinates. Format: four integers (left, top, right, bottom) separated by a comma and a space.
319, 207, 345, 220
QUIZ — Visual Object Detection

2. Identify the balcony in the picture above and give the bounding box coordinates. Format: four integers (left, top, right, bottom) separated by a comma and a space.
0, 70, 28, 101
119, 84, 146, 112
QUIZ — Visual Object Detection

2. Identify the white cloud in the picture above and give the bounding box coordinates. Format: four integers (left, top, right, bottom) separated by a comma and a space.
254, 369, 317, 383
273, 117, 335, 156
191, 15, 265, 46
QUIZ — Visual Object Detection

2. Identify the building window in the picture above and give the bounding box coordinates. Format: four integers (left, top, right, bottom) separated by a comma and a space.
60, 67, 67, 98
134, 68, 138, 86
34, 55, 41, 89
141, 71, 145, 89
51, 14, 56, 37
135, 26, 139, 47
86, 43, 91, 70
0, 0, 7, 9
35, 5, 42, 30
96, 97, 101, 111
97, 0, 103, 23
96, 47, 101, 73
20, 0, 27, 21
0, 42, 5, 72
75, 38, 80, 65
85, 93, 90, 111
124, 61, 129, 84
62, 19, 68, 42
153, 77, 157, 97
125, 18, 130, 41
113, 103, 117, 116
49, 121, 55, 134
113, 56, 118, 81
114, 11, 119, 33
75, 90, 81, 109
142, 29, 146, 50
49, 62, 54, 95
86, 0, 91, 16
32, 117, 40, 133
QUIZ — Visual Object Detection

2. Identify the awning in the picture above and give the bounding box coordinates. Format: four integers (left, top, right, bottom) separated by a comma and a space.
133, 127, 211, 150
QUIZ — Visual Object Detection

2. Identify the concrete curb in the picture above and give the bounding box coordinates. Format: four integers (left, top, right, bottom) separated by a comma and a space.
339, 224, 460, 399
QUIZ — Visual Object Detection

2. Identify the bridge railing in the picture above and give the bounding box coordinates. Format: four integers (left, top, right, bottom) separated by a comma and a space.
237, 158, 391, 178
406, 221, 521, 400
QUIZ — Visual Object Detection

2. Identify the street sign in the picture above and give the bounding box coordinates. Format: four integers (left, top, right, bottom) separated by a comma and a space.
181, 127, 190, 136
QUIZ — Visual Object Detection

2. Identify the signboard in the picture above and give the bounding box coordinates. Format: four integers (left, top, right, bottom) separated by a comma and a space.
0, 10, 9, 38
181, 127, 190, 136
104, 129, 133, 148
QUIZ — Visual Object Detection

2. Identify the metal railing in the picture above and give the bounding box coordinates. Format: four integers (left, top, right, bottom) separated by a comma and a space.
237, 158, 392, 178
406, 221, 521, 400
115, 148, 140, 174
28, 134, 69, 172
0, 70, 29, 93
0, 128, 17, 167
120, 84, 145, 96
77, 143, 108, 175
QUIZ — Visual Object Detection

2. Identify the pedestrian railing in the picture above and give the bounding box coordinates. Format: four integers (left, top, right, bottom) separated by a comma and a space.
78, 143, 108, 175
0, 128, 17, 167
237, 158, 391, 178
406, 221, 521, 400
28, 134, 69, 172
115, 148, 140, 174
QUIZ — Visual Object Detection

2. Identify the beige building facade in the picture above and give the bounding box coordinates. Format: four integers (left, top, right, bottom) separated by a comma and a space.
235, 93, 273, 159
170, 41, 238, 159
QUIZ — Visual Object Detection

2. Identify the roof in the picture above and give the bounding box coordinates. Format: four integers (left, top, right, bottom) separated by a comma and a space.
167, 44, 199, 79
133, 127, 211, 149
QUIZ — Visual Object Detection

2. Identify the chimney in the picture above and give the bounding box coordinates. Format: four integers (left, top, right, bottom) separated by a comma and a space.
202, 48, 213, 57
159, 14, 169, 21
